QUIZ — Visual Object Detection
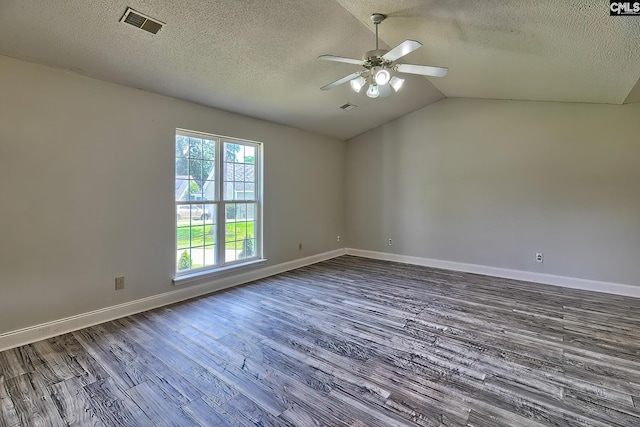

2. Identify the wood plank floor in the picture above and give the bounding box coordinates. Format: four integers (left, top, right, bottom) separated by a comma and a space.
2, 255, 640, 426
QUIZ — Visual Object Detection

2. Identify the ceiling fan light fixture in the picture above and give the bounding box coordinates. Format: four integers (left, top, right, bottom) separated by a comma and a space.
374, 68, 391, 85
366, 84, 379, 98
390, 76, 405, 92
318, 13, 448, 97
350, 75, 367, 93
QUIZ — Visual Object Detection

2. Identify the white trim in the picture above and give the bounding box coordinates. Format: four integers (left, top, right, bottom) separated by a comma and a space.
345, 248, 640, 298
173, 258, 267, 285
0, 249, 345, 352
7, 247, 636, 352
174, 129, 263, 273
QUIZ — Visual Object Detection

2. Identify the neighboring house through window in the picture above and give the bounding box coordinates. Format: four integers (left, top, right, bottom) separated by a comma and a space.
175, 129, 262, 277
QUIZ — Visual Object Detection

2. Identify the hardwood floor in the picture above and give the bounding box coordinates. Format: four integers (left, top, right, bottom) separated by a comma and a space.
2, 255, 640, 426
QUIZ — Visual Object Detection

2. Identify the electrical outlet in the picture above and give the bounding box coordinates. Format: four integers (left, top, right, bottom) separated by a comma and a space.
115, 276, 125, 290
337, 235, 340, 242
298, 243, 302, 251
388, 238, 393, 246
536, 253, 543, 263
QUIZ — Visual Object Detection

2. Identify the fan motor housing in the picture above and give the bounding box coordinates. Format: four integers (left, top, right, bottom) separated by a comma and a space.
363, 49, 389, 68
370, 13, 386, 25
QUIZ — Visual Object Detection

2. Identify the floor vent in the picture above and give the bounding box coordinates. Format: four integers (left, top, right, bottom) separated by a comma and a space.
340, 103, 358, 111
120, 7, 164, 35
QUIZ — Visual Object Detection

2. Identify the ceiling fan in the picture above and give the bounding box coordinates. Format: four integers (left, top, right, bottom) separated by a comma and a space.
319, 13, 448, 98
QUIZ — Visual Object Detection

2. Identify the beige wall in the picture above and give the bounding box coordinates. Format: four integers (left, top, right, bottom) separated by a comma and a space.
0, 55, 345, 334
346, 98, 640, 285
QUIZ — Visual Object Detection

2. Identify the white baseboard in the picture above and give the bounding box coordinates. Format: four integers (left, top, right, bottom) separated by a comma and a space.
346, 248, 640, 299
0, 249, 346, 352
4, 247, 636, 352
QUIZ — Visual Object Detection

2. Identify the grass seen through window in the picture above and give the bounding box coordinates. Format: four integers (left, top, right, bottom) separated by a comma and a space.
177, 219, 254, 249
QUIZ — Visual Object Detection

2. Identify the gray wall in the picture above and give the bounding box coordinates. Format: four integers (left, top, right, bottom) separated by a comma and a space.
346, 98, 640, 285
0, 55, 345, 334
3, 53, 640, 336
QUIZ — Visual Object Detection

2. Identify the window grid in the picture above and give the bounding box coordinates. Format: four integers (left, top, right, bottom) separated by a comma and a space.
176, 130, 261, 275
220, 140, 259, 265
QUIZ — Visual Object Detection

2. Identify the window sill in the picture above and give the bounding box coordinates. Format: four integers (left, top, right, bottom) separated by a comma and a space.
173, 258, 267, 286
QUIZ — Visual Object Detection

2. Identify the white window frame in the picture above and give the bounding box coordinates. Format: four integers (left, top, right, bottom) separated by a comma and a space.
174, 129, 264, 284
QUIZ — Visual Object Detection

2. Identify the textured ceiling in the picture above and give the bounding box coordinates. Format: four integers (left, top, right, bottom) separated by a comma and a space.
0, 0, 638, 140
338, 0, 640, 105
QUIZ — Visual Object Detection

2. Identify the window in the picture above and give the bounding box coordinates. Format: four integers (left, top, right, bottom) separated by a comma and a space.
175, 129, 261, 276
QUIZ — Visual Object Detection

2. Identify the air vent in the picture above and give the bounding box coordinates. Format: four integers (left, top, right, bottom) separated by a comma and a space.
120, 7, 164, 35
340, 103, 358, 111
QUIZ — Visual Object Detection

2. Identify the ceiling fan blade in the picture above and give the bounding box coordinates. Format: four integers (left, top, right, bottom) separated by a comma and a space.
320, 72, 362, 91
318, 55, 363, 65
396, 63, 448, 77
382, 40, 422, 62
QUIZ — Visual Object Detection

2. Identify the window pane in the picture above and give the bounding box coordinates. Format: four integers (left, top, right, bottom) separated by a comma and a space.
191, 246, 204, 269
176, 136, 189, 158
176, 226, 190, 250
224, 162, 234, 178
177, 132, 260, 274
202, 161, 214, 181
189, 138, 203, 159
203, 205, 215, 226
188, 179, 202, 201
204, 218, 215, 244
223, 143, 257, 201
187, 160, 199, 184
176, 203, 188, 221
204, 228, 215, 245
222, 202, 255, 262
244, 185, 255, 203
226, 246, 238, 263
177, 249, 191, 271
176, 158, 188, 177
239, 238, 256, 259
226, 203, 238, 222
225, 143, 241, 162
246, 202, 256, 221
177, 204, 203, 222
234, 182, 246, 200
202, 139, 215, 160
223, 163, 234, 200
225, 220, 236, 243
175, 179, 189, 201
244, 146, 255, 164
245, 164, 255, 184
245, 220, 255, 240
235, 164, 245, 181
192, 216, 202, 246
202, 180, 215, 201
204, 245, 216, 267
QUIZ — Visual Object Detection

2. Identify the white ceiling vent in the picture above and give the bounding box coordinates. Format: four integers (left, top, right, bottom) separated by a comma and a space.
340, 102, 357, 111
120, 7, 164, 35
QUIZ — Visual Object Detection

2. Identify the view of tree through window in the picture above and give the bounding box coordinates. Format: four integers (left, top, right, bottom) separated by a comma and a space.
176, 130, 261, 274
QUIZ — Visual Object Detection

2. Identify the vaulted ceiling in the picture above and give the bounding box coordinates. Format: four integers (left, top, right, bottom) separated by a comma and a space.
0, 0, 638, 140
